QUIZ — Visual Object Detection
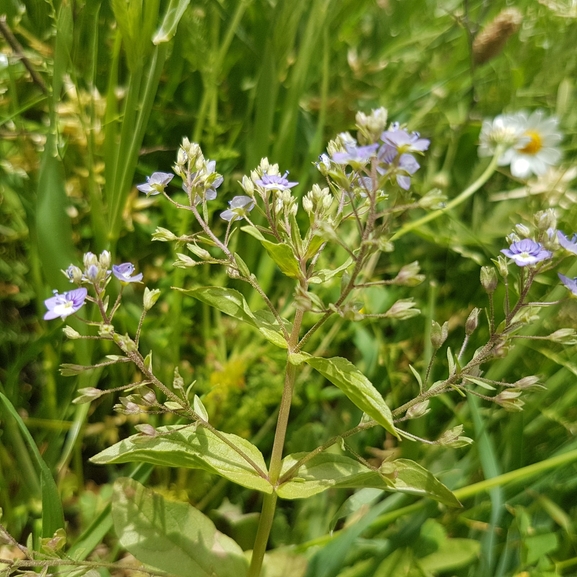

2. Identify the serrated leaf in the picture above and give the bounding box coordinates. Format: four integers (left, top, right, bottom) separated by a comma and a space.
242, 225, 302, 279
304, 356, 398, 438
277, 453, 460, 507
112, 478, 248, 577
91, 426, 271, 493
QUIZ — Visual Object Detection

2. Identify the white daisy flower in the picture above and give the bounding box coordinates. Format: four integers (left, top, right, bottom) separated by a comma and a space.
479, 110, 562, 179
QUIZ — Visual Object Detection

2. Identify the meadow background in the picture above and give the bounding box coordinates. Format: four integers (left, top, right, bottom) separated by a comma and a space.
2, 0, 577, 575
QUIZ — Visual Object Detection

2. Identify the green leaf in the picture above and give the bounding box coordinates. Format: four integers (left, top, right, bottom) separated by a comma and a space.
0, 392, 65, 537
178, 287, 257, 326
382, 459, 461, 507
464, 375, 496, 390
91, 426, 271, 494
308, 258, 353, 284
153, 0, 191, 44
277, 453, 459, 506
242, 225, 302, 279
418, 538, 480, 572
112, 478, 248, 577
278, 453, 393, 499
304, 356, 398, 438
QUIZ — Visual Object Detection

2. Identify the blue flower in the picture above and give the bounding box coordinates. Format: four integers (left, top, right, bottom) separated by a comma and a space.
112, 263, 143, 283
220, 195, 255, 222
501, 239, 552, 266
331, 143, 379, 165
557, 231, 577, 255
137, 172, 174, 196
44, 287, 88, 320
255, 171, 298, 191
559, 273, 577, 296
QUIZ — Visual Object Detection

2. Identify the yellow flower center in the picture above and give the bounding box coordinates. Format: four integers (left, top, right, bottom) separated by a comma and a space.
519, 130, 543, 155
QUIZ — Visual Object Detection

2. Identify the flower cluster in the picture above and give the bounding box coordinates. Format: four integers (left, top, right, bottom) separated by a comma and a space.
172, 138, 223, 206
44, 250, 143, 321
479, 110, 562, 178
321, 112, 430, 191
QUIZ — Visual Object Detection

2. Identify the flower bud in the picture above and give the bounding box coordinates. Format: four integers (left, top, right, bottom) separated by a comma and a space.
465, 308, 480, 335
240, 175, 255, 196
494, 256, 509, 278
302, 195, 314, 214
63, 326, 81, 339
385, 299, 420, 320
135, 424, 157, 436
535, 208, 557, 232
406, 400, 430, 419
495, 390, 524, 411
83, 252, 98, 268
547, 328, 577, 344
437, 424, 473, 448
99, 324, 115, 338
431, 320, 449, 349
113, 333, 137, 353
73, 387, 103, 404
152, 227, 178, 242
143, 287, 161, 311
99, 250, 111, 270
64, 265, 83, 284
513, 376, 542, 390
481, 266, 498, 294
515, 223, 531, 238
418, 189, 446, 210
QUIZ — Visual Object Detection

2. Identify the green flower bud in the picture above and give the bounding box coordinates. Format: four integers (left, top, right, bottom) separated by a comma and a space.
143, 287, 161, 311
63, 326, 81, 339
431, 320, 449, 349
465, 308, 480, 335
152, 227, 178, 242
480, 266, 498, 293
99, 324, 115, 338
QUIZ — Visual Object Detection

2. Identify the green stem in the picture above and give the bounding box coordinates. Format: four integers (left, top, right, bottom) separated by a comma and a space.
248, 304, 305, 576
390, 149, 502, 241
247, 493, 278, 577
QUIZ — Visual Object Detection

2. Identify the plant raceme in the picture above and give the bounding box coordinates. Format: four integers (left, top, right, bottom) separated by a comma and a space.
42, 109, 577, 577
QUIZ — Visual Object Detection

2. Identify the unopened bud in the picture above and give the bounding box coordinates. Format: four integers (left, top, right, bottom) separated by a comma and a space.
465, 308, 480, 335
152, 227, 178, 242
513, 376, 542, 390
143, 287, 161, 311
547, 328, 577, 344
135, 424, 157, 436
73, 387, 103, 404
480, 266, 498, 293
394, 261, 425, 287
535, 209, 557, 232
495, 256, 509, 278
406, 400, 430, 419
515, 223, 531, 238
437, 424, 473, 448
63, 326, 81, 339
99, 324, 115, 338
83, 252, 98, 268
385, 299, 420, 320
431, 320, 449, 349
495, 390, 524, 412
99, 250, 111, 270
113, 333, 137, 353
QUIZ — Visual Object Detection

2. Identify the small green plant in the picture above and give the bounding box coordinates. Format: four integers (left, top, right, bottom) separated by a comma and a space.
4, 107, 576, 577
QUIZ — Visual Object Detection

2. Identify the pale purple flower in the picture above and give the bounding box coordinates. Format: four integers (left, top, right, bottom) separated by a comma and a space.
559, 273, 577, 296
557, 231, 577, 255
220, 195, 255, 222
137, 172, 174, 196
396, 154, 421, 190
381, 125, 430, 154
255, 171, 298, 191
501, 239, 552, 266
331, 143, 379, 165
112, 263, 143, 283
44, 287, 87, 320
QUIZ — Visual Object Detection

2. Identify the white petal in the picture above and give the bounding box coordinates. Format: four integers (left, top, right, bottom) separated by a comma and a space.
510, 157, 532, 178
